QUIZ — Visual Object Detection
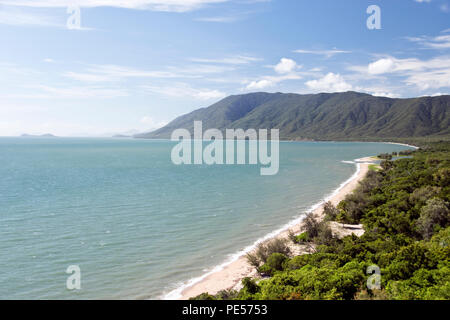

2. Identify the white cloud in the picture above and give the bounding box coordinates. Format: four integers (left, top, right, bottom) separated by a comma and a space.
246, 79, 273, 90
365, 90, 400, 98
0, 0, 229, 12
64, 72, 115, 82
274, 58, 298, 74
245, 73, 301, 90
64, 63, 233, 83
34, 85, 129, 98
244, 58, 301, 90
0, 62, 40, 78
406, 33, 450, 49
64, 65, 178, 82
305, 73, 352, 92
195, 16, 237, 23
189, 55, 261, 65
0, 8, 60, 26
368, 58, 396, 75
414, 0, 431, 3
404, 68, 450, 90
142, 83, 226, 100
140, 116, 168, 130
353, 55, 450, 91
294, 48, 351, 58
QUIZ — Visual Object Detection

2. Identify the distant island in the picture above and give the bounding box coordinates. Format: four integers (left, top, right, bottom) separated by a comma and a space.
136, 91, 450, 142
112, 134, 132, 138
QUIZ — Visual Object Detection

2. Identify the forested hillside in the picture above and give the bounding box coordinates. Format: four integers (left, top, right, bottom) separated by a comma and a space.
137, 92, 450, 141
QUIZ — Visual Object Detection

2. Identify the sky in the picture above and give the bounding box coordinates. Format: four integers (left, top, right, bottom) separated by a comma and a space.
0, 0, 449, 136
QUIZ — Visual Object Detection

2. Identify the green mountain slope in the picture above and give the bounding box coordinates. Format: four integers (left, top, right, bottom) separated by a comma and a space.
136, 92, 450, 140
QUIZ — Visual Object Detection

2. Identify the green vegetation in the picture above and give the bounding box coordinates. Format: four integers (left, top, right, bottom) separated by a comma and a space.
258, 253, 288, 277
137, 92, 450, 141
368, 164, 381, 172
292, 232, 310, 244
377, 153, 393, 160
245, 238, 291, 270
192, 142, 450, 300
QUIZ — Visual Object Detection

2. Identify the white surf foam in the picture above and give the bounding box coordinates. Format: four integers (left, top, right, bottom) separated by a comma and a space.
384, 142, 419, 149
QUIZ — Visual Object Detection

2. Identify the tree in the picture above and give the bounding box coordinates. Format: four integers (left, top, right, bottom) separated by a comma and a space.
409, 186, 441, 204
323, 201, 339, 221
242, 277, 259, 295
267, 253, 287, 270
417, 198, 450, 240
303, 213, 320, 238
246, 238, 290, 268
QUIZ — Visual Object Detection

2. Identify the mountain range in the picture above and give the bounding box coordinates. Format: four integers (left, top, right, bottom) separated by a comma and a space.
135, 91, 450, 141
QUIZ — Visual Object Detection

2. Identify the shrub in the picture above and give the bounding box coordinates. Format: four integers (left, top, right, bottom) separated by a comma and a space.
416, 198, 450, 240
265, 238, 291, 258
429, 226, 450, 247
409, 186, 442, 205
294, 232, 310, 243
386, 265, 450, 300
246, 238, 290, 268
257, 263, 274, 277
257, 260, 366, 300
378, 153, 393, 160
286, 253, 352, 270
355, 289, 389, 300
433, 168, 450, 187
246, 252, 260, 268
190, 293, 216, 300
266, 253, 288, 271
216, 289, 239, 300
242, 277, 259, 295
359, 170, 383, 193
381, 160, 394, 171
336, 187, 372, 224
323, 201, 339, 221
303, 213, 321, 238
314, 223, 335, 246
288, 229, 296, 243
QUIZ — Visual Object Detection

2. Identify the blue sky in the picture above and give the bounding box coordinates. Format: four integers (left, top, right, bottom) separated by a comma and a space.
0, 0, 449, 136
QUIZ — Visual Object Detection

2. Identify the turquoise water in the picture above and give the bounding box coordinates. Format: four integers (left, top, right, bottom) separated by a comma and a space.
0, 138, 414, 299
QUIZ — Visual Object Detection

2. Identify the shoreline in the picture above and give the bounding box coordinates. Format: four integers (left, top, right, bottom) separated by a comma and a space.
165, 158, 372, 300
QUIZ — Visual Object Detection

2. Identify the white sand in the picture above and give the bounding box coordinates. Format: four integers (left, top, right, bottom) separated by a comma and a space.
178, 161, 371, 300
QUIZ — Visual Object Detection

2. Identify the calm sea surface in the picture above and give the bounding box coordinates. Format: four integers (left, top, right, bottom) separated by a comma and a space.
0, 138, 414, 299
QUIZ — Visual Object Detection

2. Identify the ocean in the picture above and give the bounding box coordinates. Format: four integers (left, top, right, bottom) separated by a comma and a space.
0, 138, 414, 299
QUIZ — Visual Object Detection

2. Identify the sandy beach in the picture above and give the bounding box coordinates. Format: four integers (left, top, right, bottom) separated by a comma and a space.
178, 159, 372, 300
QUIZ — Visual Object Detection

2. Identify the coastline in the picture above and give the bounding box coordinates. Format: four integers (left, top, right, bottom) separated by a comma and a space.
166, 158, 372, 300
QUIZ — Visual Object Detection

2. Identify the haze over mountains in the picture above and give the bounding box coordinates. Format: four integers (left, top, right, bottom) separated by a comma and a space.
136, 92, 450, 141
